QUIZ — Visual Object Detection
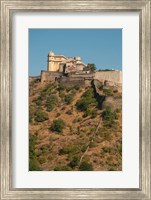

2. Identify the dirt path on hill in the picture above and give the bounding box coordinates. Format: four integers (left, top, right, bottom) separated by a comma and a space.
79, 117, 102, 165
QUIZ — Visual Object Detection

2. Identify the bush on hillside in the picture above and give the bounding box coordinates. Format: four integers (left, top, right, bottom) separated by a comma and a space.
40, 82, 57, 96
35, 109, 48, 122
103, 88, 113, 96
29, 159, 41, 171
59, 145, 79, 155
50, 119, 66, 133
45, 94, 58, 111
102, 106, 118, 128
68, 156, 79, 168
29, 134, 41, 171
102, 106, 117, 121
76, 88, 97, 112
33, 96, 43, 106
64, 93, 74, 105
79, 161, 93, 171
54, 165, 72, 171
91, 109, 98, 118
74, 84, 80, 90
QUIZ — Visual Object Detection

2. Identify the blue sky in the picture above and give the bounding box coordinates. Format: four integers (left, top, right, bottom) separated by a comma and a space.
29, 29, 122, 76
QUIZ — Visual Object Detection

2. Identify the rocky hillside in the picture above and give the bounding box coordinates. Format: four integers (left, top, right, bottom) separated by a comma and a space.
29, 78, 122, 171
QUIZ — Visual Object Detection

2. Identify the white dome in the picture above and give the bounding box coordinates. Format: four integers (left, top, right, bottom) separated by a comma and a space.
48, 51, 54, 56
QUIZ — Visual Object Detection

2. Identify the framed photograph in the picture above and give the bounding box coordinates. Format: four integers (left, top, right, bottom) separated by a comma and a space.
0, 0, 150, 199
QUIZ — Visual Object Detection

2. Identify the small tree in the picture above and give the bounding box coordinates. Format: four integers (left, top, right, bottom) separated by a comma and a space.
64, 93, 74, 105
35, 109, 48, 122
50, 119, 66, 133
87, 63, 96, 72
69, 156, 79, 168
45, 94, 58, 111
79, 161, 93, 171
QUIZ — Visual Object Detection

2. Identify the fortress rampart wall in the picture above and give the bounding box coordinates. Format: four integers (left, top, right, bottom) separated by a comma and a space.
41, 71, 62, 83
94, 71, 122, 83
41, 70, 122, 84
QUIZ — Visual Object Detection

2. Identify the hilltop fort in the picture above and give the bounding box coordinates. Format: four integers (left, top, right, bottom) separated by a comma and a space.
31, 51, 122, 86
29, 51, 122, 171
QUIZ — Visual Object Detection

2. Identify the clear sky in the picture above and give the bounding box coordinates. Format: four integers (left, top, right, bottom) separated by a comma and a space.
29, 29, 122, 76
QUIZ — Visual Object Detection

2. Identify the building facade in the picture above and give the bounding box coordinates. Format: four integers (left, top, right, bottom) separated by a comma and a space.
47, 51, 87, 73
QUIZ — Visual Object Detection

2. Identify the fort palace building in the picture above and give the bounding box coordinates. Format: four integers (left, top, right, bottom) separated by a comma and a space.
39, 51, 122, 86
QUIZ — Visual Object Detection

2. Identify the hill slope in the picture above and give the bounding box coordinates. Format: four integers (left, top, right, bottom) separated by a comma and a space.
29, 79, 122, 171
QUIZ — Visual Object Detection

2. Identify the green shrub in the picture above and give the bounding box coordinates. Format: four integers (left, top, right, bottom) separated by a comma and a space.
68, 156, 79, 168
69, 126, 73, 133
102, 107, 118, 127
29, 134, 41, 171
29, 115, 33, 123
103, 88, 113, 96
39, 157, 46, 164
41, 83, 57, 96
74, 84, 80, 90
81, 145, 88, 153
73, 117, 82, 123
50, 119, 66, 133
77, 126, 81, 135
79, 161, 93, 171
76, 89, 97, 112
87, 63, 96, 72
40, 144, 49, 153
76, 99, 89, 111
91, 109, 97, 118
54, 165, 72, 171
33, 96, 43, 106
35, 109, 48, 122
29, 159, 41, 171
82, 88, 94, 98
45, 94, 58, 112
59, 147, 71, 155
64, 94, 74, 105
115, 108, 121, 113
83, 109, 92, 118
56, 113, 61, 117
101, 131, 112, 141
101, 147, 112, 154
59, 145, 79, 155
29, 105, 36, 123
58, 85, 66, 91
102, 107, 112, 120
59, 91, 66, 99
29, 135, 37, 159
89, 141, 97, 148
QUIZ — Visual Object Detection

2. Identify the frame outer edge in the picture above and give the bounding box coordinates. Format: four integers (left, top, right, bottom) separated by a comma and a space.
0, 0, 151, 200
141, 1, 151, 199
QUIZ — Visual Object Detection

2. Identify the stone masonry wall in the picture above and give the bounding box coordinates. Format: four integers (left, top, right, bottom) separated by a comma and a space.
95, 71, 122, 83
41, 71, 62, 83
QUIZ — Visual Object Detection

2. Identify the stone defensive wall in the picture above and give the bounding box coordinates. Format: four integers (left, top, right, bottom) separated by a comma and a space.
41, 70, 122, 85
58, 77, 85, 87
68, 73, 95, 80
41, 71, 62, 83
94, 71, 122, 83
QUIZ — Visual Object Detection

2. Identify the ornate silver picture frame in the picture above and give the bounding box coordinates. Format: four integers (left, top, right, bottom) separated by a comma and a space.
0, 0, 150, 199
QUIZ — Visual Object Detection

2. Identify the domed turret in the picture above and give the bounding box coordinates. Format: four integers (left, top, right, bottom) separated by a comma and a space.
48, 51, 54, 56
